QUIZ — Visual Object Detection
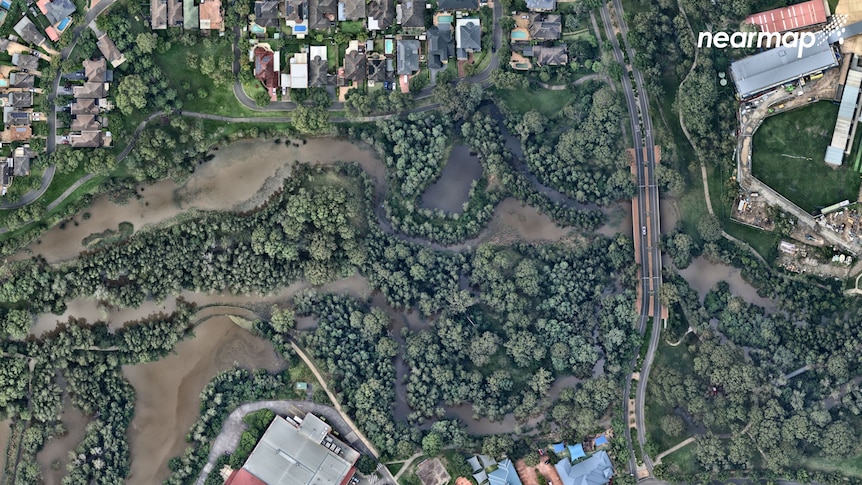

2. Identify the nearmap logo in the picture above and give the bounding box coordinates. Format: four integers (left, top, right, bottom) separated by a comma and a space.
697, 14, 849, 58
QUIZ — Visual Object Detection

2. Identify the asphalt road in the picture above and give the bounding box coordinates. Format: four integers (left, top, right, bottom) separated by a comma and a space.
600, 0, 663, 479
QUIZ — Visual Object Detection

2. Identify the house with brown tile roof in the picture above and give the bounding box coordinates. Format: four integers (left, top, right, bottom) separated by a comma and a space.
70, 130, 103, 147
71, 114, 99, 131
151, 0, 168, 28
0, 126, 32, 143
532, 45, 567, 66
399, 0, 424, 28
168, 0, 184, 26
83, 57, 108, 83
97, 33, 126, 67
73, 82, 107, 99
339, 0, 365, 21
199, 0, 224, 30
71, 98, 99, 116
253, 44, 280, 99
367, 0, 393, 30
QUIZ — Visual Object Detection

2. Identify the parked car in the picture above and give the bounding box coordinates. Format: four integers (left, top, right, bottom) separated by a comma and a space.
642, 226, 647, 235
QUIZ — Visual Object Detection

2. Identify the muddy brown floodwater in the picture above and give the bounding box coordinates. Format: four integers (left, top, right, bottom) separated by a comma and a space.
420, 145, 484, 214
0, 419, 10, 480
36, 405, 89, 485
14, 138, 386, 264
678, 256, 778, 311
123, 316, 286, 485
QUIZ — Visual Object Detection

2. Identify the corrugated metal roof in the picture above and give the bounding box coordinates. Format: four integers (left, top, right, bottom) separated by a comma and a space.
745, 0, 827, 33
825, 58, 862, 164
825, 145, 844, 165
731, 42, 837, 98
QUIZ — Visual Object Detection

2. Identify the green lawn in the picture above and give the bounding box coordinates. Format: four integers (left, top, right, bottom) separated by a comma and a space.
660, 442, 698, 475
339, 20, 365, 34
491, 86, 578, 119
805, 453, 862, 478
752, 101, 861, 213
645, 333, 697, 453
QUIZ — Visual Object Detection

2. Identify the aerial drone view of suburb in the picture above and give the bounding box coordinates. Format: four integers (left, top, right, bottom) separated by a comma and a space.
4, 0, 862, 483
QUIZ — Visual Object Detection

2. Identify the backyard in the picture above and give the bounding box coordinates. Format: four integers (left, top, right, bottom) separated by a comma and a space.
751, 101, 861, 213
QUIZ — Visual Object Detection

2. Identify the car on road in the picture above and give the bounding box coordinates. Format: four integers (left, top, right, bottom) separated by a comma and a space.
642, 226, 646, 236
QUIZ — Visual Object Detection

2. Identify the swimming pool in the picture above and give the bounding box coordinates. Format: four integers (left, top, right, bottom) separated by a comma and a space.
511, 30, 527, 39
57, 17, 71, 30
294, 25, 307, 32
0, 0, 10, 10
385, 39, 393, 54
513, 62, 529, 69
437, 14, 453, 23
250, 23, 265, 34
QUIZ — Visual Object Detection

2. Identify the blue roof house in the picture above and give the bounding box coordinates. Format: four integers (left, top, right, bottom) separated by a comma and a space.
488, 459, 523, 485
555, 450, 614, 485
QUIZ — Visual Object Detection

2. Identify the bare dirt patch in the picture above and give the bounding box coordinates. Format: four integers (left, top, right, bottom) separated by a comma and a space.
416, 458, 451, 485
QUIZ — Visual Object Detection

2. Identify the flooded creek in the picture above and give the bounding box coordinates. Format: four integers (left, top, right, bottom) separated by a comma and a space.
420, 145, 484, 214
678, 256, 777, 311
36, 405, 89, 485
123, 316, 286, 485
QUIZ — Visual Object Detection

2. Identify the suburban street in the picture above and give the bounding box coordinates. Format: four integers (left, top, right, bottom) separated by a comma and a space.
600, 0, 663, 479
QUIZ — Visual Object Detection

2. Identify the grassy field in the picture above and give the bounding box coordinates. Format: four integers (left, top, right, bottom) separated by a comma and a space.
752, 101, 861, 213
644, 333, 697, 453
491, 86, 579, 119
805, 453, 862, 478
660, 442, 698, 475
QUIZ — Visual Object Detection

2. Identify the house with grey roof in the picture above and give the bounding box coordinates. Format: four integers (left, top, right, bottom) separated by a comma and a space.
255, 0, 281, 27
526, 0, 555, 11
12, 53, 39, 72
308, 46, 329, 87
730, 40, 837, 99
339, 0, 365, 20
44, 0, 76, 25
168, 0, 184, 26
367, 0, 393, 29
151, 0, 168, 28
285, 0, 307, 21
7, 92, 33, 108
555, 450, 614, 485
4, 108, 31, 126
343, 49, 366, 83
455, 18, 480, 60
437, 0, 478, 10
532, 44, 567, 66
10, 72, 35, 89
488, 458, 522, 485
367, 54, 387, 81
14, 17, 47, 46
399, 0, 425, 28
308, 0, 337, 29
427, 24, 453, 69
527, 13, 561, 40
12, 146, 34, 176
396, 39, 420, 75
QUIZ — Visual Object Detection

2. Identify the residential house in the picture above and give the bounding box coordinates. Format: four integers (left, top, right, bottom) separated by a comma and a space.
83, 57, 110, 83
532, 44, 567, 66
70, 130, 103, 147
3, 108, 31, 126
73, 81, 107, 99
396, 39, 419, 75
199, 0, 224, 30
339, 0, 365, 21
367, 0, 393, 30
168, 0, 184, 26
285, 0, 307, 22
308, 45, 328, 87
13, 17, 47, 46
183, 0, 199, 28
287, 51, 308, 88
0, 125, 32, 143
399, 0, 425, 28
367, 54, 387, 81
12, 146, 34, 176
10, 72, 35, 88
253, 44, 281, 99
1, 160, 11, 186
526, 0, 555, 11
343, 48, 366, 84
71, 98, 99, 116
42, 0, 75, 25
254, 0, 281, 28
97, 33, 126, 67
488, 459, 522, 485
526, 13, 561, 40
555, 450, 613, 485
7, 92, 33, 108
455, 18, 480, 60
71, 114, 99, 131
437, 0, 478, 10
11, 53, 39, 72
308, 0, 337, 29
151, 0, 168, 28
426, 24, 453, 69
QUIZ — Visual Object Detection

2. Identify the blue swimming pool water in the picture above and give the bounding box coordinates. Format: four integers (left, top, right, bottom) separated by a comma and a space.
437, 14, 453, 23
294, 25, 307, 32
57, 17, 71, 30
0, 0, 10, 9
250, 23, 265, 33
511, 30, 527, 39
385, 39, 393, 53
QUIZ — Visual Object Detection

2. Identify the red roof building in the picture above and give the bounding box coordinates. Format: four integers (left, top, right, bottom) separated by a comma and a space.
745, 0, 828, 33
224, 469, 267, 485
253, 45, 280, 100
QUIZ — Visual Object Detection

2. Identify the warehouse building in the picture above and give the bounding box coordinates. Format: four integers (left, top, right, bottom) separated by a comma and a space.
825, 54, 862, 165
226, 414, 360, 485
744, 0, 829, 33
730, 40, 838, 99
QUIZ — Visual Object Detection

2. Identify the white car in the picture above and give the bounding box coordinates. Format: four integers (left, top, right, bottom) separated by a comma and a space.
642, 226, 647, 236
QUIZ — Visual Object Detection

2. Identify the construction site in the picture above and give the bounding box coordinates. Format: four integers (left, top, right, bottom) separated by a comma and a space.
730, 192, 776, 231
